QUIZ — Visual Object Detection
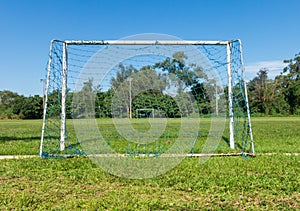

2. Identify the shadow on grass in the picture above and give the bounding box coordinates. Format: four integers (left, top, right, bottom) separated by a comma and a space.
0, 136, 41, 142
222, 136, 246, 152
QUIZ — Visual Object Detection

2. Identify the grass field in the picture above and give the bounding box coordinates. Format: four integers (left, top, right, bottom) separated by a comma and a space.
0, 117, 299, 210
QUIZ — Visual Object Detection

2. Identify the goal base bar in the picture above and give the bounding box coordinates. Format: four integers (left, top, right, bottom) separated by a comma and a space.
40, 153, 256, 158
85, 152, 257, 158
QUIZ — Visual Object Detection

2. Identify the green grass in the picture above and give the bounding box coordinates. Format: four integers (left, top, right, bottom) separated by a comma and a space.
0, 120, 41, 155
251, 117, 300, 153
0, 155, 299, 210
1, 117, 299, 155
0, 117, 299, 210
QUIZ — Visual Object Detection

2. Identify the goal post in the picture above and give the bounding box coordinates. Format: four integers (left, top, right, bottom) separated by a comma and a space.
226, 42, 235, 150
136, 109, 155, 118
39, 38, 255, 158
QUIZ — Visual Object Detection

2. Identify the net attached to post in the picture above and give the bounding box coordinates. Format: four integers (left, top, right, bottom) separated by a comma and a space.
40, 38, 254, 158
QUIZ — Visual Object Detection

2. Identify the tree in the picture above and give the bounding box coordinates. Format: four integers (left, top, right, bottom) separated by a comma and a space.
110, 64, 138, 90
11, 95, 27, 118
190, 82, 210, 115
21, 95, 43, 119
110, 63, 169, 118
0, 90, 25, 119
132, 90, 181, 118
248, 69, 275, 114
108, 52, 211, 118
153, 52, 201, 93
95, 89, 113, 118
276, 53, 300, 114
72, 78, 97, 118
0, 90, 18, 111
248, 68, 290, 115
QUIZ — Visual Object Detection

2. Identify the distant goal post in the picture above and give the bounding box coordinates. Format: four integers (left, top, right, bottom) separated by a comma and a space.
136, 109, 155, 119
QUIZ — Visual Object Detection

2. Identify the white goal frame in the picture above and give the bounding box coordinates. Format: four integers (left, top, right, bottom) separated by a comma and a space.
40, 39, 255, 157
136, 109, 155, 119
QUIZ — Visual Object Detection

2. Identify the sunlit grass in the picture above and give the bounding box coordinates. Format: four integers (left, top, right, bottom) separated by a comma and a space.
0, 117, 299, 209
1, 117, 300, 155
0, 155, 299, 210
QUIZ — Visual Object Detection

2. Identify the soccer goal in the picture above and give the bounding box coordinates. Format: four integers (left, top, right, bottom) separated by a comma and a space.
39, 37, 255, 158
136, 109, 155, 118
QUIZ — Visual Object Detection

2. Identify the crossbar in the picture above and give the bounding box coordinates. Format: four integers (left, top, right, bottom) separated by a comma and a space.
53, 40, 231, 45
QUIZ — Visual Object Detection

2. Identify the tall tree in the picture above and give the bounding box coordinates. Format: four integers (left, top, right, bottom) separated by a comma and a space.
72, 78, 97, 118
110, 64, 138, 90
248, 68, 275, 114
248, 68, 290, 115
110, 63, 169, 118
95, 89, 113, 118
154, 52, 210, 114
276, 53, 300, 114
21, 95, 43, 119
0, 90, 19, 111
153, 52, 201, 93
0, 90, 26, 119
11, 95, 27, 118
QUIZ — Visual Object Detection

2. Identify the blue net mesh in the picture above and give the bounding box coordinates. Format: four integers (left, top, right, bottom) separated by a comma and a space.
40, 39, 254, 158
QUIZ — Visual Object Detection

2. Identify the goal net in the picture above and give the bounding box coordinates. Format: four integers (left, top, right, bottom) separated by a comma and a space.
40, 36, 254, 158
136, 109, 155, 118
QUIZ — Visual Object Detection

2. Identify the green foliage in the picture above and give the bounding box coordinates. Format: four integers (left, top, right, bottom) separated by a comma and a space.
132, 90, 181, 118
104, 52, 211, 119
21, 95, 43, 119
248, 69, 280, 115
190, 82, 211, 115
1, 52, 300, 120
0, 91, 43, 119
248, 52, 300, 116
95, 89, 113, 118
110, 64, 138, 90
276, 53, 300, 114
0, 90, 20, 119
0, 90, 19, 108
153, 52, 206, 93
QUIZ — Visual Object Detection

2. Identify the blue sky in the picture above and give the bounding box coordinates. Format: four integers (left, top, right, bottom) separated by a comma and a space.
0, 0, 299, 96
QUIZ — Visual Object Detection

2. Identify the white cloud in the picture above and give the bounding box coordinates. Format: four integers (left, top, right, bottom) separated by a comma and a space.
245, 60, 286, 80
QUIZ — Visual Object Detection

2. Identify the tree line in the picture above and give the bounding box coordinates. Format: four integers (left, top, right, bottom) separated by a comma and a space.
69, 52, 211, 119
0, 53, 299, 119
0, 92, 43, 119
248, 53, 300, 115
